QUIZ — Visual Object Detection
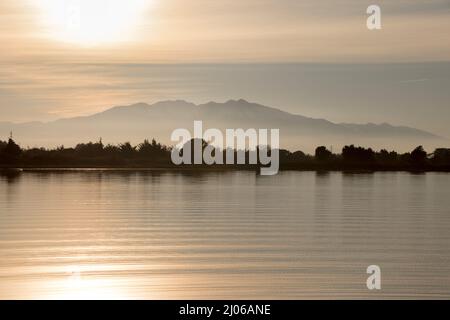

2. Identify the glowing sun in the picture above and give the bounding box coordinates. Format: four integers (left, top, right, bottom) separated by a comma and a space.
35, 0, 151, 45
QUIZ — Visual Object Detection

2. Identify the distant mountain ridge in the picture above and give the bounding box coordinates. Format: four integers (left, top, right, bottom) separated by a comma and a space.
0, 99, 445, 153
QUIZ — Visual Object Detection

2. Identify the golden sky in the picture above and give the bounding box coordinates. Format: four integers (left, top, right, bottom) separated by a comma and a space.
1, 0, 449, 63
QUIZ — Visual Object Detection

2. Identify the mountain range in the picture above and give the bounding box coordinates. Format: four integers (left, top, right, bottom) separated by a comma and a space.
0, 99, 445, 153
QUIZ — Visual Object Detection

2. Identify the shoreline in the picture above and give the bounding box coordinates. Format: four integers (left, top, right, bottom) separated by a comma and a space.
1, 166, 449, 173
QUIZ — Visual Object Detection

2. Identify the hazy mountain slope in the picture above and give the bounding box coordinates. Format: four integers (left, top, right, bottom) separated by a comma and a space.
0, 99, 445, 153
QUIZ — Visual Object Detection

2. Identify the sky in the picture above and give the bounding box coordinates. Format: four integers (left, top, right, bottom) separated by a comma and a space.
0, 0, 449, 137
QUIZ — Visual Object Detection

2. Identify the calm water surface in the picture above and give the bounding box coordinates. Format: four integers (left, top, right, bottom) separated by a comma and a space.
0, 170, 449, 299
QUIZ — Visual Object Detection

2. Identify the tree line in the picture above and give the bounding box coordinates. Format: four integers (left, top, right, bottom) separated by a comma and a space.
1, 137, 449, 171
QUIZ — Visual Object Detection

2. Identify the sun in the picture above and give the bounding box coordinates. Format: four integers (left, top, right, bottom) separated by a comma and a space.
34, 0, 151, 45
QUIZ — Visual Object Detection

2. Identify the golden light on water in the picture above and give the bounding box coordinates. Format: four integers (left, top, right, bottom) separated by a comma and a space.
34, 0, 152, 45
15, 264, 133, 300
56, 265, 127, 300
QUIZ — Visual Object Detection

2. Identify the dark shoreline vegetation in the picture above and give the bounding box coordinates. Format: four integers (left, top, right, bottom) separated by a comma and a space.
1, 137, 450, 172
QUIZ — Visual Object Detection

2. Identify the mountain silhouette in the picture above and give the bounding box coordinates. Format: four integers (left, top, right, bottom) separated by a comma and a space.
0, 99, 444, 153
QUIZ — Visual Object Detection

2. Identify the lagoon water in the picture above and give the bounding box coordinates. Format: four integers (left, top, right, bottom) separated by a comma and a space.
0, 170, 449, 299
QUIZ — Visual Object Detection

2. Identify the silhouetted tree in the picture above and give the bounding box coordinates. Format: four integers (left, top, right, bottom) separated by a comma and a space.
315, 146, 332, 161
119, 142, 136, 156
292, 150, 306, 160
279, 149, 292, 163
75, 140, 104, 156
138, 139, 167, 157
279, 150, 308, 164
376, 149, 398, 163
410, 146, 427, 166
0, 138, 22, 164
0, 135, 448, 172
104, 144, 120, 154
0, 140, 7, 151
432, 148, 450, 165
342, 145, 375, 163
4, 138, 22, 157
